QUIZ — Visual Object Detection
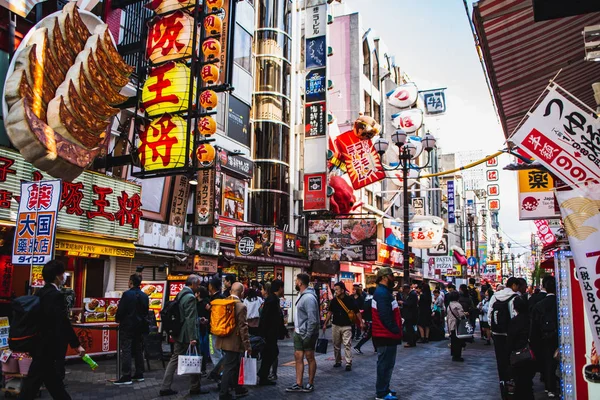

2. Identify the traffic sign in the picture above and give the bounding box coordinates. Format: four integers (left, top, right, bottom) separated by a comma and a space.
467, 256, 477, 267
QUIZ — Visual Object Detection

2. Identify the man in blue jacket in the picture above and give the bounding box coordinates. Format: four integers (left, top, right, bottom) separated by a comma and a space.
372, 268, 402, 400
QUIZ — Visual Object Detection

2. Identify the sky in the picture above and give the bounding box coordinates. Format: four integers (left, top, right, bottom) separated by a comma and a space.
341, 0, 535, 252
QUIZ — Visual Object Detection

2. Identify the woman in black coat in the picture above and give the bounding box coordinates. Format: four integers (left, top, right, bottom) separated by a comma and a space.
417, 283, 432, 343
458, 284, 476, 316
507, 297, 535, 399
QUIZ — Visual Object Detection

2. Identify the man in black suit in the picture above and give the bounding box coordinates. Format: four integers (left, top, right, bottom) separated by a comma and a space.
258, 279, 286, 385
19, 260, 85, 400
399, 284, 418, 347
114, 274, 149, 385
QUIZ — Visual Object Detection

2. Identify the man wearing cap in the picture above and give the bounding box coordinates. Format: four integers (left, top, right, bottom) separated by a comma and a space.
372, 268, 402, 400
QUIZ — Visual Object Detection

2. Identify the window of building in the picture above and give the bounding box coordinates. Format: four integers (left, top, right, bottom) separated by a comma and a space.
364, 91, 372, 117
234, 24, 253, 73
362, 39, 370, 79
372, 50, 380, 89
367, 190, 374, 206
376, 195, 383, 211
373, 101, 381, 124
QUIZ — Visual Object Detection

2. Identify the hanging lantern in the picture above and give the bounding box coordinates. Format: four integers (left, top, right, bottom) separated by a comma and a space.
146, 11, 195, 64
196, 143, 216, 166
204, 15, 222, 35
145, 0, 194, 15
198, 116, 217, 136
205, 0, 224, 10
387, 82, 419, 109
142, 62, 194, 117
138, 114, 190, 171
391, 108, 423, 133
199, 90, 218, 109
200, 64, 220, 84
202, 38, 221, 59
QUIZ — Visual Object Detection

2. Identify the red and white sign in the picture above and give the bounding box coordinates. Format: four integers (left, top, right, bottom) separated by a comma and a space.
512, 86, 600, 186
487, 184, 499, 197
486, 170, 498, 181
488, 199, 500, 211
303, 172, 328, 211
336, 131, 386, 190
486, 157, 498, 167
534, 220, 556, 247
391, 108, 423, 134
387, 83, 418, 109
377, 243, 403, 268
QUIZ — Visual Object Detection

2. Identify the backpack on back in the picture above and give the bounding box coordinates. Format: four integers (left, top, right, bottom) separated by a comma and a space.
160, 292, 192, 337
210, 299, 237, 337
490, 294, 518, 334
9, 295, 42, 352
468, 287, 480, 309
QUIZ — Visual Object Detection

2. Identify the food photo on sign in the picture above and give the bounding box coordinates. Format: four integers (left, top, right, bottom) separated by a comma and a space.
222, 175, 245, 221
308, 218, 377, 261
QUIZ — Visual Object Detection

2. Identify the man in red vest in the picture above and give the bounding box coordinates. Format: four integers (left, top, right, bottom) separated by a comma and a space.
372, 267, 402, 400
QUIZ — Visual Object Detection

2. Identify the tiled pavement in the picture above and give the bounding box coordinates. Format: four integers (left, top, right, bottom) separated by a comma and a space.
58, 330, 551, 400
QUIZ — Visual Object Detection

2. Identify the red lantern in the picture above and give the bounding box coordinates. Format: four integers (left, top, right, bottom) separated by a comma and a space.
204, 15, 222, 35
200, 64, 220, 84
199, 90, 218, 109
196, 143, 216, 166
205, 0, 224, 10
202, 38, 221, 59
198, 116, 217, 136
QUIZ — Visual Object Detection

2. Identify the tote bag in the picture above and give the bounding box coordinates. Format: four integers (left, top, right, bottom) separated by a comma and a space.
177, 345, 202, 375
451, 307, 474, 339
238, 352, 257, 386
316, 332, 328, 354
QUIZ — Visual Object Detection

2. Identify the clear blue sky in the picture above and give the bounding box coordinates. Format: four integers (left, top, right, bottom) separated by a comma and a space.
341, 0, 535, 252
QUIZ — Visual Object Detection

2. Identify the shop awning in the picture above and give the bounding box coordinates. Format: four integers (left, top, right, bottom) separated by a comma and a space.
55, 232, 136, 258
472, 0, 600, 137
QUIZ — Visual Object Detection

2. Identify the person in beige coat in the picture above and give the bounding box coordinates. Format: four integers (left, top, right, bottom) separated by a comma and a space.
216, 282, 252, 400
446, 291, 466, 362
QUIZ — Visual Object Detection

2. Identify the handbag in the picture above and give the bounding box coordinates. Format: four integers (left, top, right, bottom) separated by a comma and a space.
177, 345, 202, 375
238, 352, 257, 386
337, 297, 357, 324
316, 332, 328, 354
450, 307, 474, 339
510, 344, 534, 366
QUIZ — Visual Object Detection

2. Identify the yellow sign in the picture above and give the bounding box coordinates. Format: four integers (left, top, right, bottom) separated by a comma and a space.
139, 114, 190, 171
518, 169, 554, 193
446, 265, 462, 277
0, 317, 8, 327
55, 239, 135, 258
147, 11, 195, 64
517, 168, 559, 220
142, 62, 193, 117
31, 265, 44, 288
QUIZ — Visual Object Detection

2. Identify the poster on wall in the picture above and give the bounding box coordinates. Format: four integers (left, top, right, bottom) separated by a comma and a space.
303, 173, 327, 211
141, 281, 167, 322
195, 169, 216, 225
235, 227, 276, 257
222, 175, 245, 221
227, 96, 251, 147
308, 219, 377, 261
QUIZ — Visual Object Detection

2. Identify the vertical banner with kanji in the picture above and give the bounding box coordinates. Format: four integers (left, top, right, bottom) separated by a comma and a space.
335, 130, 386, 190
195, 169, 216, 225
556, 184, 600, 357
12, 180, 62, 265
0, 256, 13, 298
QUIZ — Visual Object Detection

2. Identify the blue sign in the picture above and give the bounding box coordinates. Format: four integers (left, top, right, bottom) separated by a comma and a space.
422, 89, 446, 114
306, 36, 326, 70
305, 68, 326, 103
467, 257, 477, 267
447, 180, 455, 224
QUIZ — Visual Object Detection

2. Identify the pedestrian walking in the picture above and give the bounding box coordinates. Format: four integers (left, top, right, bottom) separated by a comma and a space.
354, 286, 375, 354
223, 274, 236, 298
216, 282, 252, 400
477, 288, 493, 345
352, 284, 366, 340
417, 282, 432, 343
286, 273, 319, 393
530, 276, 558, 398
468, 278, 481, 331
160, 275, 208, 397
195, 285, 211, 377
458, 284, 477, 321
257, 279, 286, 385
446, 291, 466, 362
207, 277, 225, 382
322, 282, 361, 371
371, 268, 402, 400
400, 284, 418, 347
444, 284, 456, 308
19, 260, 86, 400
507, 297, 535, 399
430, 289, 446, 340
488, 277, 520, 398
114, 273, 149, 385
517, 278, 530, 319
243, 285, 263, 336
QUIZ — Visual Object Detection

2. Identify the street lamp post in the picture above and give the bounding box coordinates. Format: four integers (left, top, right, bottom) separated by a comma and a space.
374, 129, 437, 284
498, 239, 505, 283
466, 207, 487, 278
511, 253, 515, 277
507, 242, 512, 278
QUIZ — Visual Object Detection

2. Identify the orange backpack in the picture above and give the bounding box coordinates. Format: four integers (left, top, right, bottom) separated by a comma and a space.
210, 299, 237, 337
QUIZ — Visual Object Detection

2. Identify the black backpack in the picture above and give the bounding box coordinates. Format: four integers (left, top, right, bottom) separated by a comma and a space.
160, 292, 192, 337
8, 295, 42, 352
490, 294, 518, 334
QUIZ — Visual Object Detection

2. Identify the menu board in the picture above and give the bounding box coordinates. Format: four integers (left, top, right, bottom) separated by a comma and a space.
142, 281, 167, 322
308, 219, 378, 261
83, 298, 120, 323
168, 280, 186, 302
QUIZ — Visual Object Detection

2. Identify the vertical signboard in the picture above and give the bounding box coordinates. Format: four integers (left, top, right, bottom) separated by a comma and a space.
447, 180, 455, 224
13, 181, 62, 265
303, 172, 327, 211
517, 169, 559, 220
195, 169, 216, 225
412, 197, 425, 216
169, 175, 190, 227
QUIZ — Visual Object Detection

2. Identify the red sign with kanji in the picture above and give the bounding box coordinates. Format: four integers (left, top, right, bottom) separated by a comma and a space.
335, 131, 386, 190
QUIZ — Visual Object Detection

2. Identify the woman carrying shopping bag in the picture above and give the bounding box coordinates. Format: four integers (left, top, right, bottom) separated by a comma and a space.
446, 291, 467, 362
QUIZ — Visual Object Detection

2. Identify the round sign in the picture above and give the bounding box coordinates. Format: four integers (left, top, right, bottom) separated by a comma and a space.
237, 236, 255, 256
467, 256, 477, 267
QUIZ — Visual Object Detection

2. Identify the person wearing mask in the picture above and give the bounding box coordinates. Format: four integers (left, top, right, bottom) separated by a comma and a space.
207, 277, 224, 382
243, 284, 264, 336
216, 282, 251, 400
417, 283, 432, 343
488, 277, 520, 398
399, 284, 418, 348
530, 276, 558, 398
257, 279, 286, 385
195, 286, 211, 378
352, 284, 365, 340
223, 274, 236, 298
114, 273, 150, 385
323, 282, 361, 371
354, 286, 375, 354
371, 268, 402, 400
446, 291, 466, 362
507, 297, 535, 399
444, 284, 456, 308
19, 260, 86, 400
160, 275, 207, 397
287, 274, 319, 393
477, 288, 494, 345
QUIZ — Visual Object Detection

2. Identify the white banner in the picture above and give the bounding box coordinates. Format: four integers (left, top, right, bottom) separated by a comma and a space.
306, 4, 327, 39
511, 86, 600, 186
556, 184, 600, 355
387, 83, 418, 109
391, 108, 423, 133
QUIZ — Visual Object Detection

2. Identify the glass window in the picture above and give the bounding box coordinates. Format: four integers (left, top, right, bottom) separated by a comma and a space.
234, 24, 252, 73
364, 92, 372, 117
372, 50, 380, 89
373, 102, 381, 124
362, 40, 370, 79
232, 65, 253, 105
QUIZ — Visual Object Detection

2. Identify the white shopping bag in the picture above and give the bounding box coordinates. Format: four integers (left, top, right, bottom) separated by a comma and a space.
177, 345, 202, 375
237, 352, 257, 386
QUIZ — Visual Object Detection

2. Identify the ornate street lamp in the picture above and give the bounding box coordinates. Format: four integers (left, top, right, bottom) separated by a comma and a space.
374, 129, 437, 283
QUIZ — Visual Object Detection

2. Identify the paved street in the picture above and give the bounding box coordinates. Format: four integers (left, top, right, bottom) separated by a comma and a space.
57, 329, 551, 400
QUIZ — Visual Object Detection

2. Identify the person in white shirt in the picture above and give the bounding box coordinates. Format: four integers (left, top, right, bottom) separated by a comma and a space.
243, 284, 264, 336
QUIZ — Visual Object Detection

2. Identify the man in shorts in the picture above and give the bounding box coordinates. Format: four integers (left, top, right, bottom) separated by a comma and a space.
286, 273, 320, 393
